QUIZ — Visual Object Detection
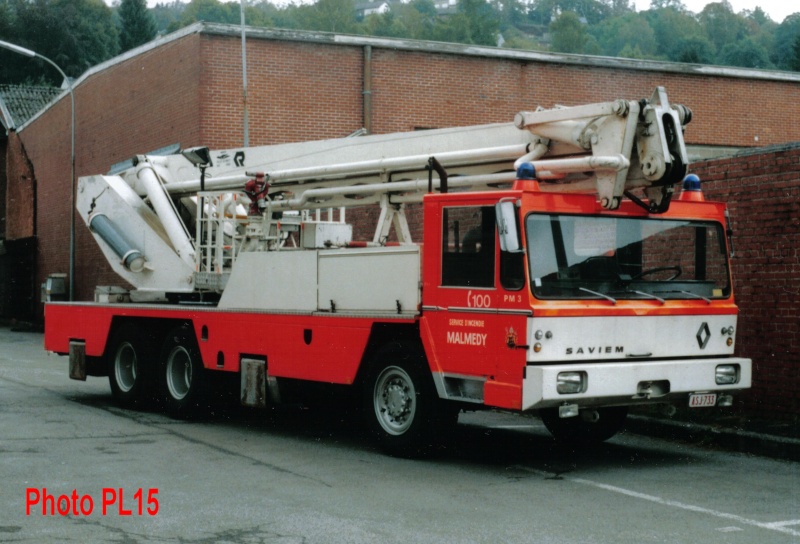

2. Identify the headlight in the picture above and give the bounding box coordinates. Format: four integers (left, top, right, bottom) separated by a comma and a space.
557, 371, 587, 394
715, 364, 739, 385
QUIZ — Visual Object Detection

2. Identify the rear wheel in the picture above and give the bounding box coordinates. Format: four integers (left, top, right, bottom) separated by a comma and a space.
540, 406, 628, 444
158, 325, 207, 417
107, 323, 153, 408
364, 343, 457, 457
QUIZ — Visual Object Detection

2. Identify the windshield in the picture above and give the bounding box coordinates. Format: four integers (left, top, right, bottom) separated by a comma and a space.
526, 214, 731, 301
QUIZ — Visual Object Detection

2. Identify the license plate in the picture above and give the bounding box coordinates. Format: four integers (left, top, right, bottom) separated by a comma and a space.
689, 393, 717, 407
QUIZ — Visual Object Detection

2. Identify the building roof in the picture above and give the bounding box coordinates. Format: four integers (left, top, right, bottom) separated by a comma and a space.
0, 84, 61, 132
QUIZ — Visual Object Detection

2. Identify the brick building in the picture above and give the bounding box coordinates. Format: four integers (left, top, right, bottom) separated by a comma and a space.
3, 23, 799, 418
0, 85, 61, 318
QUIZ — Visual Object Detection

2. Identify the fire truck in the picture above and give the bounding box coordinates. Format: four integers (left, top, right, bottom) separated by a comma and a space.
44, 87, 751, 456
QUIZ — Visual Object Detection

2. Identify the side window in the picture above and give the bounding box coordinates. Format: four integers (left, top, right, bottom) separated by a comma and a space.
442, 206, 495, 287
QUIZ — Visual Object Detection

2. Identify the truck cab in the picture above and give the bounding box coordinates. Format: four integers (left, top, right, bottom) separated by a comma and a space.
420, 175, 750, 442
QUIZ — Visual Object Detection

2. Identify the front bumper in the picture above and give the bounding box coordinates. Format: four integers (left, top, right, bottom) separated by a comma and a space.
522, 357, 752, 411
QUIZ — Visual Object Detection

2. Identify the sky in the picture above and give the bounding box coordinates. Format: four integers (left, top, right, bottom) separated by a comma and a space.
137, 0, 797, 24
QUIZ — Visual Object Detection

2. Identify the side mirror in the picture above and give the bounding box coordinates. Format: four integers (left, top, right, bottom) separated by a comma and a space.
496, 200, 523, 253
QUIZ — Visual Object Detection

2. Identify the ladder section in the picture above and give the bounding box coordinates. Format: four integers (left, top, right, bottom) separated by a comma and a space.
193, 191, 353, 291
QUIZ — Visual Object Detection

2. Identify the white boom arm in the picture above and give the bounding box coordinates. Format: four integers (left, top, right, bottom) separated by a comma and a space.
77, 87, 690, 296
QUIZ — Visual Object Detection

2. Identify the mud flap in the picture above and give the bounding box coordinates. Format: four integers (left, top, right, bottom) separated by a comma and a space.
240, 358, 267, 408
69, 341, 87, 381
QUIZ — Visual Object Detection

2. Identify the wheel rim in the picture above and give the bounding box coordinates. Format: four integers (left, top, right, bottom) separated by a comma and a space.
114, 342, 138, 393
373, 366, 416, 436
166, 346, 193, 401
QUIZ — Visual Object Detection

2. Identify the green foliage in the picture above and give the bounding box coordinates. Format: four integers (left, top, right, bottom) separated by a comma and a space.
792, 35, 800, 71
165, 0, 272, 32
1, 0, 119, 85
647, 0, 685, 11
1, 0, 798, 87
698, 1, 745, 54
718, 37, 772, 69
772, 14, 800, 70
119, 0, 157, 52
450, 0, 500, 45
151, 1, 186, 34
0, 2, 13, 38
645, 7, 703, 59
167, 0, 239, 31
529, 0, 611, 26
593, 12, 656, 57
549, 11, 589, 53
672, 36, 714, 64
493, 0, 526, 30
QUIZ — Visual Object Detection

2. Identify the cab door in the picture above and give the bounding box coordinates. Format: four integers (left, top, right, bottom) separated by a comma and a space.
420, 197, 530, 410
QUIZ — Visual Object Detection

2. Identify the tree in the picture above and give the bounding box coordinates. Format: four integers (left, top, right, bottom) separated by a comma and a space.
647, 0, 685, 10
605, 0, 633, 16
549, 11, 589, 53
772, 14, 800, 70
167, 0, 272, 32
288, 0, 358, 34
151, 1, 186, 34
744, 6, 772, 25
404, 0, 440, 40
493, 0, 526, 30
594, 12, 656, 58
168, 0, 238, 32
529, 0, 610, 26
459, 0, 501, 45
672, 36, 715, 63
791, 34, 800, 71
119, 0, 157, 52
0, 2, 24, 83
645, 6, 706, 61
10, 0, 119, 83
362, 11, 406, 38
698, 1, 746, 55
718, 37, 772, 68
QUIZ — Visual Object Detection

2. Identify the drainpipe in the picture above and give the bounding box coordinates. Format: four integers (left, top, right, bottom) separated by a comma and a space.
363, 45, 372, 135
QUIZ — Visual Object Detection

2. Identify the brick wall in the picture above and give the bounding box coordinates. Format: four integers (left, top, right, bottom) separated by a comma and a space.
199, 36, 365, 148
5, 131, 34, 240
367, 49, 800, 147
694, 144, 800, 420
0, 138, 6, 238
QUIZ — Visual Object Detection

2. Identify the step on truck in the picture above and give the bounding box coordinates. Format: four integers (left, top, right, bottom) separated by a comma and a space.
44, 87, 751, 456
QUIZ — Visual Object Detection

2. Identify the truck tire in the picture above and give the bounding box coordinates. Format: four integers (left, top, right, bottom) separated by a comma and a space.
540, 406, 628, 444
158, 325, 207, 418
107, 323, 153, 408
363, 343, 456, 457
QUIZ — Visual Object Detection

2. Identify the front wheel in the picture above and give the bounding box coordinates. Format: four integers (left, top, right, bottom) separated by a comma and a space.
540, 406, 628, 444
364, 344, 456, 458
158, 325, 207, 417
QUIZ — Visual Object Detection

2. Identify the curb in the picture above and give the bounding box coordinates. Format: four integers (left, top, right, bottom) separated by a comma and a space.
626, 415, 800, 462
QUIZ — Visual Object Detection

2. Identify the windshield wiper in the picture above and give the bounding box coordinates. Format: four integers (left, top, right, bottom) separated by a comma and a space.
679, 290, 712, 304
630, 290, 665, 305
579, 287, 616, 305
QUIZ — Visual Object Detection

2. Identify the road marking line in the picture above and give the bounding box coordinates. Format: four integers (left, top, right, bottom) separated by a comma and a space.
763, 520, 800, 528
516, 466, 800, 537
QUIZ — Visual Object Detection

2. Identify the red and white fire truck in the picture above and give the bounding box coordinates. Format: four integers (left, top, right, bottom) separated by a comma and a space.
44, 87, 751, 456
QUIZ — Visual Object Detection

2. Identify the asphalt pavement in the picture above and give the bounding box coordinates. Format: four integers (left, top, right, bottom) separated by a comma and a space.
626, 408, 800, 462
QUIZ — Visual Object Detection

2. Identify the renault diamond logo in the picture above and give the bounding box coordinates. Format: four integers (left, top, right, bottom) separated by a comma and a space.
696, 322, 711, 349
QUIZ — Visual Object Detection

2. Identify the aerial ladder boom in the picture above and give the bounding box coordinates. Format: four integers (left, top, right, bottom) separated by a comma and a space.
77, 87, 691, 297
